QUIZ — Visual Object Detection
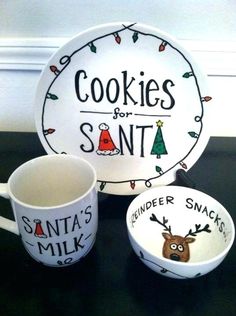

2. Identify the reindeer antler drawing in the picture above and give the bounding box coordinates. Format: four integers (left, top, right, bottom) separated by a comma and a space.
150, 213, 212, 263
150, 213, 172, 235
184, 224, 211, 238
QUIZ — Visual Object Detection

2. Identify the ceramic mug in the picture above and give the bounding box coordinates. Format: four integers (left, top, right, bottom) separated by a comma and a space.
0, 154, 98, 267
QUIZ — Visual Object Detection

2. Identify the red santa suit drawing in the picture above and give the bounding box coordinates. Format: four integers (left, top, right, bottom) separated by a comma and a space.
96, 123, 120, 156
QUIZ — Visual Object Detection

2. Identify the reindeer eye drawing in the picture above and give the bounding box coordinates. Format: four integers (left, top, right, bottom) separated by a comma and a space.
178, 245, 184, 252
150, 213, 211, 262
170, 243, 177, 250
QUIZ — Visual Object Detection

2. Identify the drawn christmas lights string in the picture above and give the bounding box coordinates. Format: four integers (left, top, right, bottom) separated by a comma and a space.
43, 22, 138, 88
135, 214, 211, 278
39, 22, 211, 193
42, 22, 210, 138
138, 250, 201, 279
96, 116, 204, 192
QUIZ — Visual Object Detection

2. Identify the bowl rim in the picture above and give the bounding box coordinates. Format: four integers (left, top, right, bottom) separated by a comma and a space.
126, 185, 235, 267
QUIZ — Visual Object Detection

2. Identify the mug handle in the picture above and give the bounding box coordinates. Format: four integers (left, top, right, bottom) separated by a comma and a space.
0, 183, 19, 235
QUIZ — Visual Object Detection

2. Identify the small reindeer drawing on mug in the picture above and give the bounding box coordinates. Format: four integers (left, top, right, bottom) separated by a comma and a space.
150, 214, 211, 262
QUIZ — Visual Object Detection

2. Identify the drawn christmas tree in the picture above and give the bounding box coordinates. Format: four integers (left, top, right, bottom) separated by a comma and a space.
150, 120, 168, 158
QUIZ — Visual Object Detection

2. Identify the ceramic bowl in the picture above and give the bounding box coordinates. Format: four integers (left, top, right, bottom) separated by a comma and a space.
126, 186, 235, 279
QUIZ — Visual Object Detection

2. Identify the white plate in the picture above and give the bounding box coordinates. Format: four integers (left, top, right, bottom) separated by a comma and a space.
35, 22, 212, 195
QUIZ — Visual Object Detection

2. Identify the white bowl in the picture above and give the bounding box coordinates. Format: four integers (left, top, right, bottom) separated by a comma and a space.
126, 186, 235, 279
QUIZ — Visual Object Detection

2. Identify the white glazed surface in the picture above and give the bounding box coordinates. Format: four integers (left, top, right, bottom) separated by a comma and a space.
35, 22, 211, 195
0, 155, 98, 267
13, 188, 98, 267
126, 186, 235, 279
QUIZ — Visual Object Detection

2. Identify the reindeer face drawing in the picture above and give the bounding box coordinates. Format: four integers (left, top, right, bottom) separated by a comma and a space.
161, 233, 195, 262
150, 214, 211, 262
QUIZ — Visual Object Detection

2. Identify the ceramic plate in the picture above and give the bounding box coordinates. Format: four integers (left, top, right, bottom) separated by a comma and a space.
35, 22, 212, 195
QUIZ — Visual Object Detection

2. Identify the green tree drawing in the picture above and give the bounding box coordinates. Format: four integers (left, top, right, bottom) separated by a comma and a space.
151, 120, 168, 158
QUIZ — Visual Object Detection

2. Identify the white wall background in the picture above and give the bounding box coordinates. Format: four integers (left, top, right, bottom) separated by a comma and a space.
0, 0, 236, 136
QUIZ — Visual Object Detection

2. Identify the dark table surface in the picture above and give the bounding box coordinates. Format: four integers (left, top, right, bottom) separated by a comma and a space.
0, 132, 235, 316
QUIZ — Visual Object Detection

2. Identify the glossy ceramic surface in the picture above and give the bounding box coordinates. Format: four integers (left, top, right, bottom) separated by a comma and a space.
126, 186, 235, 279
35, 22, 211, 195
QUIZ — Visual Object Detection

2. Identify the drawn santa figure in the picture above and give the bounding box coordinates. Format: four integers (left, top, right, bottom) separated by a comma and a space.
96, 123, 120, 156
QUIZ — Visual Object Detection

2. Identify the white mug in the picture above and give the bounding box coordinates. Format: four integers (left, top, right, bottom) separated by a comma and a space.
0, 154, 98, 267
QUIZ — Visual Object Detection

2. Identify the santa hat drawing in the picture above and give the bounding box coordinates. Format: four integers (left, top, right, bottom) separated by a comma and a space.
34, 219, 47, 238
96, 123, 120, 156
